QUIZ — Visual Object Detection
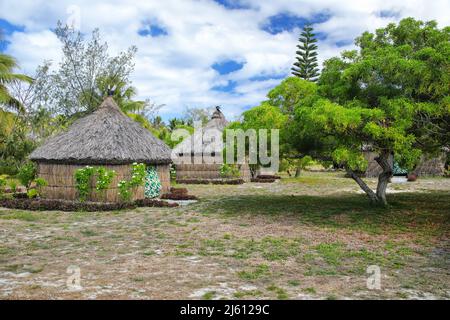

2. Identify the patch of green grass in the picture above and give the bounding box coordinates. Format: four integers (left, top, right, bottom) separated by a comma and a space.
28, 241, 51, 250
237, 264, 270, 280
287, 280, 300, 287
0, 247, 12, 255
233, 290, 263, 298
202, 291, 216, 300
0, 211, 40, 222
130, 276, 145, 282
266, 285, 289, 299
303, 287, 316, 294
174, 250, 194, 256
3, 264, 44, 274
80, 229, 97, 237
223, 233, 232, 240
199, 236, 302, 261
314, 242, 346, 266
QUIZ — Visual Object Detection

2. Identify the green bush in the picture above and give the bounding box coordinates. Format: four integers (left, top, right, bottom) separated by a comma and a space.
220, 164, 241, 178
8, 180, 17, 193
0, 177, 6, 195
74, 166, 95, 202
27, 188, 38, 199
17, 162, 37, 189
95, 167, 116, 201
117, 180, 131, 202
117, 163, 146, 202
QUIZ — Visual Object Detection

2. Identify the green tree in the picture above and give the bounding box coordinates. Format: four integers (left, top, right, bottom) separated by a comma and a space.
0, 45, 34, 174
42, 22, 137, 118
266, 77, 329, 176
0, 53, 32, 111
226, 102, 287, 176
304, 18, 450, 206
291, 24, 320, 81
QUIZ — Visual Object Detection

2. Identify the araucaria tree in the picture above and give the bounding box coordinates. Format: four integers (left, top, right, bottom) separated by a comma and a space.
291, 24, 320, 81
302, 18, 450, 206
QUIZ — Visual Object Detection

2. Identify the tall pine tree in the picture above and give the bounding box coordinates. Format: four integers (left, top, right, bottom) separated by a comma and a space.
291, 24, 319, 81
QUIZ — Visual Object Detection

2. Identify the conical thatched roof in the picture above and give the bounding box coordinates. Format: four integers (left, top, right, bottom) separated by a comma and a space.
206, 106, 228, 131
30, 97, 172, 165
173, 106, 228, 156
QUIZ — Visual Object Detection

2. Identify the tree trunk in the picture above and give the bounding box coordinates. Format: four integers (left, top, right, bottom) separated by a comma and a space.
348, 151, 393, 206
295, 167, 301, 177
374, 151, 393, 206
348, 170, 379, 203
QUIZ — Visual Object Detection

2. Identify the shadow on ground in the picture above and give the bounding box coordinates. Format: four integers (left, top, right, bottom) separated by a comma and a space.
202, 192, 450, 236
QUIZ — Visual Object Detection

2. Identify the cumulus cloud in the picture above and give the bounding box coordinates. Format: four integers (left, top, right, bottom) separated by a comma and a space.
0, 0, 449, 120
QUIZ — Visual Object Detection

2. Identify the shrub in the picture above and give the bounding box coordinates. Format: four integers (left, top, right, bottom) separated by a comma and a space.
0, 177, 6, 196
95, 167, 115, 201
8, 180, 17, 193
27, 188, 38, 199
129, 163, 146, 187
74, 166, 95, 202
17, 162, 36, 189
34, 177, 48, 197
220, 164, 241, 178
117, 163, 146, 202
117, 180, 131, 202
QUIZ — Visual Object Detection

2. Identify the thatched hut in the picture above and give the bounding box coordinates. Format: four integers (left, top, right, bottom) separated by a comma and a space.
173, 107, 251, 181
29, 96, 172, 202
363, 151, 446, 177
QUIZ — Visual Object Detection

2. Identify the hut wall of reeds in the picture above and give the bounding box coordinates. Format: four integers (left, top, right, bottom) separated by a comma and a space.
30, 97, 172, 202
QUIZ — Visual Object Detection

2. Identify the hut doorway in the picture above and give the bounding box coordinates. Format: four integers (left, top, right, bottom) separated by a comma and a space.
144, 166, 162, 198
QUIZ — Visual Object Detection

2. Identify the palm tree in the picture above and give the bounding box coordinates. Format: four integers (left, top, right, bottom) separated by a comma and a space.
0, 53, 33, 112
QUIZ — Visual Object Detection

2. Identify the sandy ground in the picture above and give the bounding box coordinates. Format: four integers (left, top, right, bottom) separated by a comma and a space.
0, 172, 449, 300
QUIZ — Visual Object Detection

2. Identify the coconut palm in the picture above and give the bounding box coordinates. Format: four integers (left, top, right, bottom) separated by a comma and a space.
0, 53, 33, 112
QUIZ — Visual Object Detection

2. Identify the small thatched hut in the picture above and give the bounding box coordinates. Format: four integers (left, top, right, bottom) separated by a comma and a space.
363, 151, 446, 177
29, 96, 172, 202
173, 107, 251, 181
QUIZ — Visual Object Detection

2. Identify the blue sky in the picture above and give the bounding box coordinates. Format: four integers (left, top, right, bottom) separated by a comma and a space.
0, 0, 449, 121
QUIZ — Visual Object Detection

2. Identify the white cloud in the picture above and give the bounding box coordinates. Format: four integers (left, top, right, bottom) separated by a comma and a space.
1, 0, 449, 120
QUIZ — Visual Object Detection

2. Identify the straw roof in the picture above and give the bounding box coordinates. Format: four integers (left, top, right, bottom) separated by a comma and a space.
30, 97, 172, 165
173, 107, 228, 156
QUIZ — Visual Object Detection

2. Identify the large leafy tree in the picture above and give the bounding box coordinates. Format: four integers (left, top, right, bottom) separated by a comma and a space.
291, 24, 320, 81
266, 77, 328, 176
303, 18, 449, 205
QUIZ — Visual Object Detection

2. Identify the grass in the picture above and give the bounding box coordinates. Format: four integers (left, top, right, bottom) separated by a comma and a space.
0, 172, 448, 299
202, 291, 216, 300
203, 192, 450, 239
237, 264, 271, 280
0, 210, 41, 222
233, 290, 263, 298
267, 285, 289, 299
198, 236, 302, 261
